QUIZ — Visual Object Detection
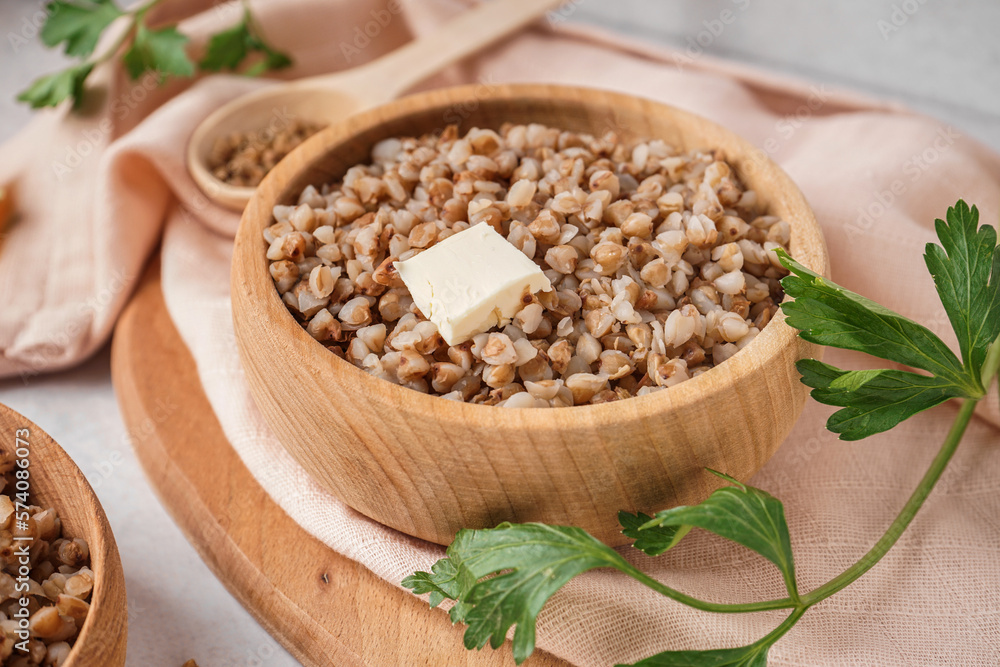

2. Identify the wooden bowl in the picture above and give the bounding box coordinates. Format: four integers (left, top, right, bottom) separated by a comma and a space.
232, 84, 829, 546
0, 403, 127, 666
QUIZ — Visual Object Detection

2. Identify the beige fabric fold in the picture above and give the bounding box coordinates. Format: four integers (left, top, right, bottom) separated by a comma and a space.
3, 1, 1000, 664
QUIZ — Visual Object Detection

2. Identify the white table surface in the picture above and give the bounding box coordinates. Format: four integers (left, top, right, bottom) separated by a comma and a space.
1, 2, 997, 666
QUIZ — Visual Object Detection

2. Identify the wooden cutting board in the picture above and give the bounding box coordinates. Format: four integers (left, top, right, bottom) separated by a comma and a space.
110, 262, 569, 667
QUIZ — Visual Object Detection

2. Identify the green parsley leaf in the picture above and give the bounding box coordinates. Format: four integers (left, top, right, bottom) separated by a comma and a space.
122, 24, 194, 81
16, 63, 95, 109
401, 557, 467, 610
241, 44, 293, 77
404, 523, 628, 664
41, 0, 123, 58
453, 524, 622, 663
924, 201, 1000, 391
199, 15, 293, 75
639, 471, 797, 599
778, 215, 999, 440
618, 642, 771, 667
778, 250, 970, 390
797, 359, 962, 440
199, 21, 251, 71
619, 510, 690, 556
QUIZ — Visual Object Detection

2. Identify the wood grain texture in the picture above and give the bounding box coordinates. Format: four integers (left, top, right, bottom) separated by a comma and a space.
0, 404, 127, 667
232, 83, 831, 547
110, 262, 569, 667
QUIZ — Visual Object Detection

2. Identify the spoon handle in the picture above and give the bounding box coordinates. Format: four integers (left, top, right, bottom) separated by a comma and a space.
354, 0, 565, 102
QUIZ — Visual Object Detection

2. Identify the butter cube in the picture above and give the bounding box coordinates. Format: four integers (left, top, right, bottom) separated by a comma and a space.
394, 223, 552, 345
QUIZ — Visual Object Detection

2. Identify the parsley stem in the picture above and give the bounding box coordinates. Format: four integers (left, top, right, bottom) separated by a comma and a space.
757, 605, 808, 646
800, 396, 977, 605
614, 562, 797, 613
241, 0, 258, 30
133, 0, 165, 16
633, 332, 999, 617
91, 0, 164, 67
982, 334, 1000, 390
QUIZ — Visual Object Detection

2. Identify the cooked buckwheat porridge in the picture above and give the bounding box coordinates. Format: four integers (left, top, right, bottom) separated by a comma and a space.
263, 123, 790, 408
0, 450, 94, 665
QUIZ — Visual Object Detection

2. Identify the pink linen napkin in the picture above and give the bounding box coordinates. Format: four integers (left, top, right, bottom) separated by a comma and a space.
3, 1, 1000, 665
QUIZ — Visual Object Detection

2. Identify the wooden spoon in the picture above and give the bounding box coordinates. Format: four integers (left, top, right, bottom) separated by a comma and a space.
187, 0, 562, 211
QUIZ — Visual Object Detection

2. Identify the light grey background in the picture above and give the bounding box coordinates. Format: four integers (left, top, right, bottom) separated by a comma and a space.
0, 1, 997, 666
573, 0, 1000, 152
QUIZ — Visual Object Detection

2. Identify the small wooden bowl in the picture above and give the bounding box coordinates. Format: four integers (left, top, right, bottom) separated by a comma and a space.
0, 404, 127, 665
232, 84, 829, 546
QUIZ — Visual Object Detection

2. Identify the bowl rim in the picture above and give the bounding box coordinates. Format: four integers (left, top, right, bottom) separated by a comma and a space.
235, 83, 829, 431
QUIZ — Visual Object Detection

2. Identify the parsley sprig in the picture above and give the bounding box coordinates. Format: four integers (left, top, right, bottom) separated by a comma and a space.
404, 200, 1000, 665
18, 0, 292, 109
